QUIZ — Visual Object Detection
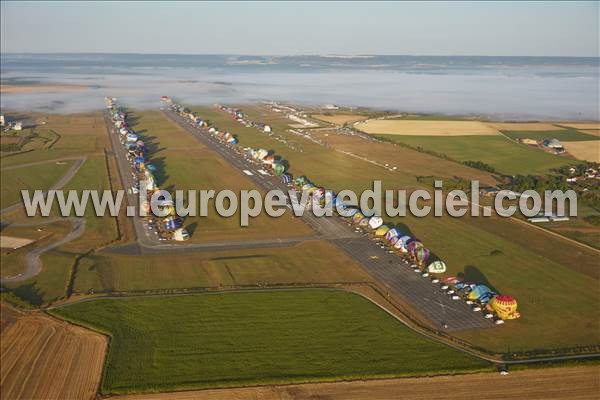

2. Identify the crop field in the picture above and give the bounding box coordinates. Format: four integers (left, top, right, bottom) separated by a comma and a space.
0, 304, 106, 400
130, 111, 313, 242
502, 129, 599, 142
0, 160, 74, 208
196, 105, 600, 353
374, 135, 573, 175
1, 112, 120, 306
312, 114, 369, 125
486, 122, 568, 131
560, 122, 600, 130
355, 119, 499, 136
73, 240, 372, 294
110, 365, 600, 400
51, 290, 489, 394
563, 140, 600, 162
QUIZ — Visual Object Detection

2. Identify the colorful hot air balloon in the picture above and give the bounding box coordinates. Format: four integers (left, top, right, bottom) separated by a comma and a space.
427, 260, 447, 274
394, 235, 412, 252
359, 217, 370, 227
352, 212, 365, 224
368, 216, 384, 230
272, 163, 286, 176
375, 225, 391, 237
384, 228, 402, 242
487, 295, 520, 320
413, 247, 430, 267
338, 207, 359, 218
389, 236, 400, 246
467, 285, 492, 300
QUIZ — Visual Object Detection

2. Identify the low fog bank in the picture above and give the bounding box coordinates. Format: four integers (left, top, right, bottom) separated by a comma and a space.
1, 69, 598, 120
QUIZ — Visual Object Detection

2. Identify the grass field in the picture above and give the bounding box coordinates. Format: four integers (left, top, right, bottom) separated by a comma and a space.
559, 123, 600, 130
51, 290, 490, 394
374, 135, 574, 175
486, 122, 567, 131
130, 111, 313, 242
1, 112, 119, 306
73, 240, 372, 294
355, 119, 499, 136
0, 161, 74, 208
502, 129, 599, 142
193, 105, 600, 353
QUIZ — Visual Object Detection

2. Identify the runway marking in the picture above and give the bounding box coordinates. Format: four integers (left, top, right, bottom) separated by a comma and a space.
242, 170, 254, 176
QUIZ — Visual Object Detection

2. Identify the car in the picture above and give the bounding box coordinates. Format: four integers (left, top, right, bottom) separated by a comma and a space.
472, 306, 482, 311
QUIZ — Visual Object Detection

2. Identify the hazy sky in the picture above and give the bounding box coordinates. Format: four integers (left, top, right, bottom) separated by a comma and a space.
1, 1, 598, 56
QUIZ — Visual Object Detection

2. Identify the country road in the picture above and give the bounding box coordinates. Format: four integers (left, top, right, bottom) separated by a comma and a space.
0, 217, 86, 284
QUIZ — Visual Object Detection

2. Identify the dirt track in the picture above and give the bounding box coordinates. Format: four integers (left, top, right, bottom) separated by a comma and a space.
0, 305, 106, 400
110, 365, 599, 400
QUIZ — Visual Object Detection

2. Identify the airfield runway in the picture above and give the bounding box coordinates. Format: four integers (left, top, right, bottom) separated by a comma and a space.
163, 109, 493, 331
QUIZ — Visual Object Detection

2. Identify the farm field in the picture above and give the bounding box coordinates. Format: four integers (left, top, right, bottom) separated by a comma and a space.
1, 112, 120, 307
486, 122, 567, 131
312, 114, 369, 125
0, 304, 106, 400
199, 105, 600, 353
374, 134, 573, 175
73, 240, 372, 294
51, 290, 490, 395
563, 140, 600, 162
501, 129, 599, 142
110, 365, 600, 400
560, 122, 600, 130
0, 160, 74, 208
355, 119, 499, 136
130, 111, 313, 242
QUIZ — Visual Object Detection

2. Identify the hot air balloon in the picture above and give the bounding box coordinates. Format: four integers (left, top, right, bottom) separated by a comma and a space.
294, 176, 308, 186
302, 183, 315, 192
487, 295, 520, 320
384, 228, 402, 242
352, 212, 365, 224
389, 236, 400, 246
375, 225, 390, 237
368, 216, 384, 230
467, 285, 492, 301
413, 247, 430, 267
393, 235, 412, 252
339, 207, 359, 218
281, 174, 292, 184
172, 228, 190, 241
272, 163, 286, 176
427, 260, 447, 274
407, 240, 424, 257
359, 217, 370, 227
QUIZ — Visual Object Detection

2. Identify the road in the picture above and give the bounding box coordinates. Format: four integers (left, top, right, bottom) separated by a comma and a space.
163, 109, 493, 331
0, 217, 85, 284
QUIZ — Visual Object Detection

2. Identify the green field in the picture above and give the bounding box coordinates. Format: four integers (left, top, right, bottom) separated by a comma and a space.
51, 290, 490, 394
0, 161, 73, 208
1, 113, 119, 306
73, 240, 371, 294
502, 129, 599, 142
374, 134, 574, 175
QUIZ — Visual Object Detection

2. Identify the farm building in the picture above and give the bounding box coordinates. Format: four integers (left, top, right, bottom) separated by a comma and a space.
542, 138, 565, 153
13, 121, 23, 131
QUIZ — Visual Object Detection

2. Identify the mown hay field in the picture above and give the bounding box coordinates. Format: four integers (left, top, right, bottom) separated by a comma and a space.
109, 365, 600, 400
355, 119, 499, 136
1, 304, 106, 400
563, 140, 600, 162
51, 290, 489, 395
